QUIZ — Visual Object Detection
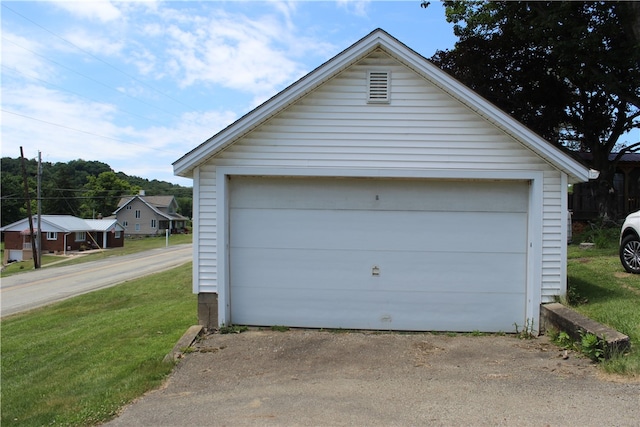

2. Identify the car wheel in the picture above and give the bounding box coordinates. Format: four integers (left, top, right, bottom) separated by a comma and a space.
620, 235, 640, 274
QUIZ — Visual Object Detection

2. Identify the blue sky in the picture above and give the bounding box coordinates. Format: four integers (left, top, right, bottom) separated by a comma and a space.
1, 0, 457, 186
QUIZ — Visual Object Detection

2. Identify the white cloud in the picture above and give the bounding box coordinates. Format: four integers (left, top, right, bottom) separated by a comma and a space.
165, 17, 304, 96
52, 0, 123, 23
62, 28, 124, 56
139, 6, 334, 100
1, 32, 57, 81
336, 0, 371, 17
1, 85, 130, 160
266, 0, 297, 29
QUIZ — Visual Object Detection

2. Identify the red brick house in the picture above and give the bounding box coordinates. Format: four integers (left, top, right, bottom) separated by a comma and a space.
1, 215, 124, 263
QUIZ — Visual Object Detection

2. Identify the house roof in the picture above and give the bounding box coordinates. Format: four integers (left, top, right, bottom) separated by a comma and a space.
0, 215, 123, 233
116, 195, 177, 209
578, 152, 640, 163
173, 28, 593, 184
84, 219, 124, 232
114, 195, 188, 221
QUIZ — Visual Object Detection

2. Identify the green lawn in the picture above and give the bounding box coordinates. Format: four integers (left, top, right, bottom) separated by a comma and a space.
1, 262, 196, 426
1, 233, 192, 277
567, 241, 640, 377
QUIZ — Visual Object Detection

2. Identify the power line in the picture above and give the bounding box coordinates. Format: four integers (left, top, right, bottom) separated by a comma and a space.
1, 108, 182, 155
1, 64, 207, 139
1, 3, 201, 112
1, 36, 195, 125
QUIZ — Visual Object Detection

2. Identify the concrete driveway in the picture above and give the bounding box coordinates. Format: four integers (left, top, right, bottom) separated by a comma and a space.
106, 329, 639, 426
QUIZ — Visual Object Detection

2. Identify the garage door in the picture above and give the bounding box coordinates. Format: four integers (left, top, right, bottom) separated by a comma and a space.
229, 176, 528, 332
8, 250, 23, 262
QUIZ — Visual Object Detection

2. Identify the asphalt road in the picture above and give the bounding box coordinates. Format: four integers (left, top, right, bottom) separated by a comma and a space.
0, 244, 192, 317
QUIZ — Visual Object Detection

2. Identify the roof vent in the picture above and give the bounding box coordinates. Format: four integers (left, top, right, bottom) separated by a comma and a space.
367, 70, 390, 103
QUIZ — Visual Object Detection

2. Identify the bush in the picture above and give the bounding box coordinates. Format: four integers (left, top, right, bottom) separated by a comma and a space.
573, 219, 620, 249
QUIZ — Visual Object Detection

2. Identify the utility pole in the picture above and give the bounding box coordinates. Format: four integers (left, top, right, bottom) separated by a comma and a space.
20, 147, 40, 269
37, 151, 42, 267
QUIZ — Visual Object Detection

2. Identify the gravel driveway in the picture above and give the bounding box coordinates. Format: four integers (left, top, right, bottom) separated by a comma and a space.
106, 329, 639, 426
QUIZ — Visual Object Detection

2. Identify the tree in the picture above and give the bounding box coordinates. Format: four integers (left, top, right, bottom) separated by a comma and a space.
1, 172, 27, 227
431, 1, 640, 218
42, 162, 81, 216
81, 172, 139, 218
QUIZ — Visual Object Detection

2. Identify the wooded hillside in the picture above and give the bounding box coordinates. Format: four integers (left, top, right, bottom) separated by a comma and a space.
1, 157, 192, 227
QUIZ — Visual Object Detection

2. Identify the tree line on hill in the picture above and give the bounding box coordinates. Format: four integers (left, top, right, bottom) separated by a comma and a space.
1, 157, 192, 227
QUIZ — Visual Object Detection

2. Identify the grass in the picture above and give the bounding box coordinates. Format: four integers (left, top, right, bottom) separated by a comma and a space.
1, 262, 196, 426
567, 231, 640, 377
1, 233, 192, 277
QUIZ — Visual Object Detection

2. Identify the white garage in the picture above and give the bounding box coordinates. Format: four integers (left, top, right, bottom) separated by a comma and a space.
173, 29, 592, 332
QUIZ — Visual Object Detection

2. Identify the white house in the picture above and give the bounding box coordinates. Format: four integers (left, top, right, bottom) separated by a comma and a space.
173, 29, 593, 332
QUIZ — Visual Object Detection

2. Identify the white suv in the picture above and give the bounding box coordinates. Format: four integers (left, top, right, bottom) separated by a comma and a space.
620, 210, 640, 273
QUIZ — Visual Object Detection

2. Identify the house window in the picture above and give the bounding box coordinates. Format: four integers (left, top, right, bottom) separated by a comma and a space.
115, 230, 121, 238
123, 221, 128, 228
135, 210, 141, 219
126, 205, 132, 210
47, 232, 57, 240
367, 70, 390, 103
151, 219, 157, 228
75, 232, 86, 242
135, 223, 141, 231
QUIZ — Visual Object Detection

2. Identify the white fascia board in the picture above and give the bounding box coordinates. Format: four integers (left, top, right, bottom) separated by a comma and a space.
173, 32, 386, 178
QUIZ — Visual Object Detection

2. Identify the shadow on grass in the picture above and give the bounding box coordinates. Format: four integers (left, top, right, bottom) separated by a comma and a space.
567, 275, 628, 306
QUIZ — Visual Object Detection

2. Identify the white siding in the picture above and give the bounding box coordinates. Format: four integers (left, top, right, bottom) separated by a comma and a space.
194, 50, 566, 301
196, 164, 217, 293
541, 170, 567, 300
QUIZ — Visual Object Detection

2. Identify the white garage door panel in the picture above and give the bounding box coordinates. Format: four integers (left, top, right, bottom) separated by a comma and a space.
231, 209, 527, 254
231, 248, 525, 294
230, 177, 528, 213
229, 177, 528, 332
231, 286, 524, 331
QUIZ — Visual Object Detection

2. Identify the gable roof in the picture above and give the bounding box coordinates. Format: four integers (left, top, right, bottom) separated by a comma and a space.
0, 215, 123, 233
114, 195, 187, 221
116, 195, 176, 209
173, 28, 592, 183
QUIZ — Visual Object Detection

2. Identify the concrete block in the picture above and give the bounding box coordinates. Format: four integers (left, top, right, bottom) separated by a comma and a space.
197, 293, 218, 330
541, 303, 630, 357
163, 325, 204, 363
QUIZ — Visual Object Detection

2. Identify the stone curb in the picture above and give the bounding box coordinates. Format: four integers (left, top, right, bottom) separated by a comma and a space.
541, 302, 630, 357
163, 325, 205, 363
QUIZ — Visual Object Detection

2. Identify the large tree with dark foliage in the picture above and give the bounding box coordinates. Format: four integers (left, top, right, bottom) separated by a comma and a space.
431, 1, 640, 219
